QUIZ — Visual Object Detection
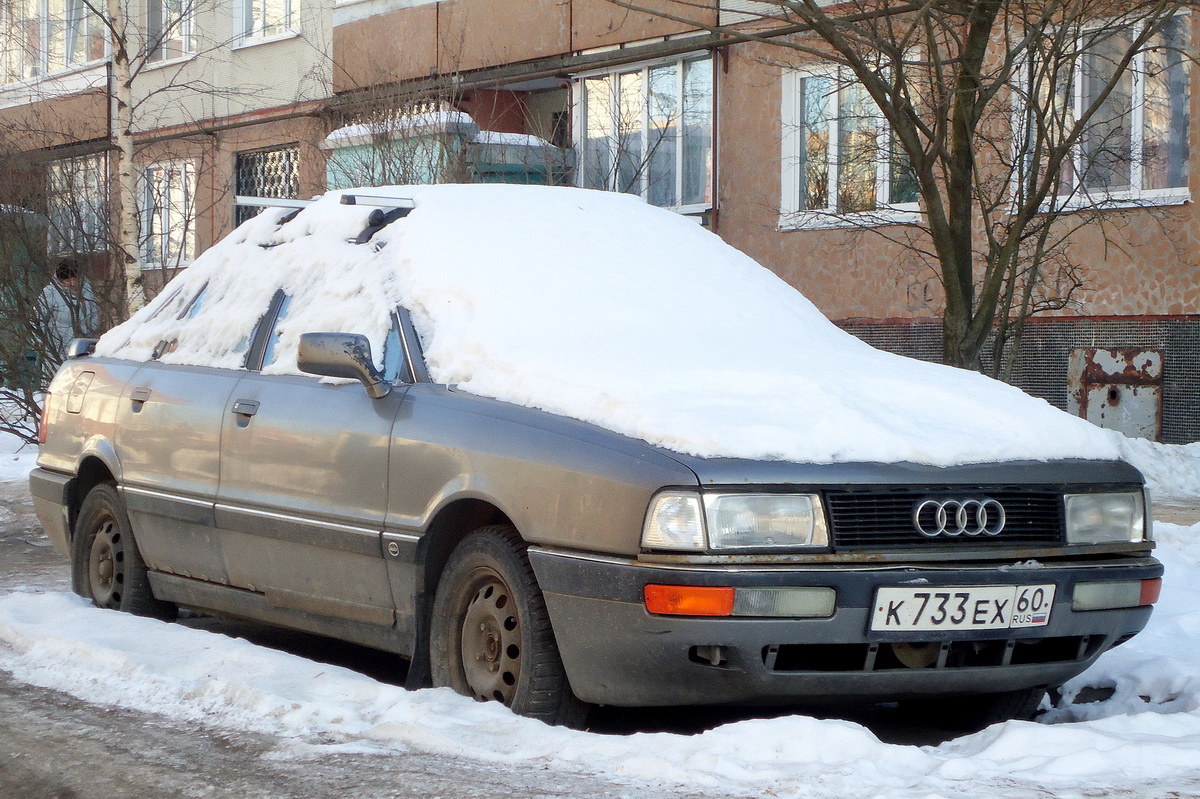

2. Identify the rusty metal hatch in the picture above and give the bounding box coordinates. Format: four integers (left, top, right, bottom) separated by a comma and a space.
1067, 348, 1163, 441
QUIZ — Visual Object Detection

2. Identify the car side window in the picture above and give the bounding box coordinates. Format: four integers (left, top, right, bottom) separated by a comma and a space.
261, 294, 293, 369
382, 313, 407, 383
178, 286, 207, 319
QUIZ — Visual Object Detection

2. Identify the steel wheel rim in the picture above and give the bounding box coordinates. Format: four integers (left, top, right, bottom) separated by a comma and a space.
459, 570, 521, 704
87, 518, 124, 608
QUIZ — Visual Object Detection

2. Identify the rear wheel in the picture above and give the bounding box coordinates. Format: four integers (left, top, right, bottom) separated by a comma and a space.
430, 525, 587, 727
71, 483, 175, 620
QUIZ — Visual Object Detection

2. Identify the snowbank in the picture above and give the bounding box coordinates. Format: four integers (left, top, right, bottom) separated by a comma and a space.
1116, 437, 1200, 502
93, 184, 1123, 468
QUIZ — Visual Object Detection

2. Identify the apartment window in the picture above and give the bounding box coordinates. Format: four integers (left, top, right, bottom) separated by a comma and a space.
61, 0, 105, 67
148, 0, 194, 62
234, 145, 299, 226
47, 153, 108, 255
236, 0, 291, 40
1042, 16, 1190, 202
781, 65, 918, 227
577, 55, 713, 212
142, 161, 196, 269
0, 0, 106, 83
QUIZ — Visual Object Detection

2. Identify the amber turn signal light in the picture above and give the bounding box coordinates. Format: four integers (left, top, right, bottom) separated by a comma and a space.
643, 584, 735, 616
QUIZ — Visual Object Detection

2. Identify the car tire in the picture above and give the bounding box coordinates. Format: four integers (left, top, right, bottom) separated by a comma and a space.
71, 483, 176, 620
430, 525, 588, 727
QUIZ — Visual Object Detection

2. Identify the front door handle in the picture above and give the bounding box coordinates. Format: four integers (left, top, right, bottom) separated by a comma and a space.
232, 399, 260, 417
130, 387, 151, 410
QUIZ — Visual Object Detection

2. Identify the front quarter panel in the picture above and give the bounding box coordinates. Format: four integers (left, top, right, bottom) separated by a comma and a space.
388, 386, 697, 555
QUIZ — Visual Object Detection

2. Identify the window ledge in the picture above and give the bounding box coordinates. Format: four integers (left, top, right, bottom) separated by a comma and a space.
232, 30, 300, 52
143, 53, 198, 72
1049, 189, 1191, 213
778, 208, 921, 231
1, 61, 107, 93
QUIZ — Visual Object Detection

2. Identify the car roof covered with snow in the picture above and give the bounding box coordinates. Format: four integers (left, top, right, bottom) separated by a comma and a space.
95, 183, 1121, 468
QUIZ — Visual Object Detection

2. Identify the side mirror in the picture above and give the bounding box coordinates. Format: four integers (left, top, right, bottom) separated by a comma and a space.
297, 332, 391, 399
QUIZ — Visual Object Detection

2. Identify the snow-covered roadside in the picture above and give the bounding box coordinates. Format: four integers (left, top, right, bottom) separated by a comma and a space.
0, 520, 1198, 798
2, 431, 1200, 797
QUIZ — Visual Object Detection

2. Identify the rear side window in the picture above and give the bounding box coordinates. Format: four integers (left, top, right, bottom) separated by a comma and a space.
261, 294, 293, 368
151, 283, 258, 362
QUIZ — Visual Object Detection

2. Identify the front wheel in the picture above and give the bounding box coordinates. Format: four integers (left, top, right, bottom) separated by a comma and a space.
71, 483, 175, 620
430, 525, 587, 727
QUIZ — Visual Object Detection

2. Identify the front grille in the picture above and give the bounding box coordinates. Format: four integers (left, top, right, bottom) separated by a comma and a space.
825, 488, 1064, 550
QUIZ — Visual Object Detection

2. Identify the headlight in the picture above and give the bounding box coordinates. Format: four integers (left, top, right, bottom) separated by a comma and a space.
642, 492, 706, 550
641, 491, 829, 552
706, 494, 828, 550
1065, 492, 1146, 544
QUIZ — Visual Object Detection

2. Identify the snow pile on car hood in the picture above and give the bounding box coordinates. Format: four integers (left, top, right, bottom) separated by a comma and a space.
96, 184, 1121, 467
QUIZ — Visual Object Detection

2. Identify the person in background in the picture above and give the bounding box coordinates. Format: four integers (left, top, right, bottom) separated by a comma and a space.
39, 256, 100, 355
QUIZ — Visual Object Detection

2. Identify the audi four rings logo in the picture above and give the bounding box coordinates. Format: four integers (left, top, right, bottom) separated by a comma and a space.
913, 499, 1006, 537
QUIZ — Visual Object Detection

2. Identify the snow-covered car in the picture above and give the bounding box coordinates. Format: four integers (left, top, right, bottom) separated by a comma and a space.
31, 185, 1161, 728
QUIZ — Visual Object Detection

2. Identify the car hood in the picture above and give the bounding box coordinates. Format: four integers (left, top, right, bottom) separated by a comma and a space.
659, 451, 1145, 489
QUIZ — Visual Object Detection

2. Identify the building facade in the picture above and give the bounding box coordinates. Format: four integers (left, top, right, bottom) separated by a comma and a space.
1, 0, 1196, 441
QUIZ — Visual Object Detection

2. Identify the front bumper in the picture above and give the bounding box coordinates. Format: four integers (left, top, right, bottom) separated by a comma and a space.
529, 548, 1162, 707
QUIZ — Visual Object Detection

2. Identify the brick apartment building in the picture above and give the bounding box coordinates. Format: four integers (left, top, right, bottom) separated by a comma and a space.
0, 0, 1197, 441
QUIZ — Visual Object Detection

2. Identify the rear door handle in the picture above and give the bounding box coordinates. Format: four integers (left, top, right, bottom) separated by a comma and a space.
232, 399, 260, 417
131, 387, 151, 407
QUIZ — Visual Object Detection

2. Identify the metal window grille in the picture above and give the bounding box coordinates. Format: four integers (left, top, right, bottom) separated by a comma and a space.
838, 317, 1200, 445
234, 146, 299, 226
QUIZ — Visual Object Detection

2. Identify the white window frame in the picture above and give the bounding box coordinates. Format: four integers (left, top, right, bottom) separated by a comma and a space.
573, 53, 714, 215
140, 160, 196, 271
1, 0, 108, 84
47, 152, 108, 255
234, 0, 294, 43
1034, 15, 1191, 209
780, 64, 920, 230
146, 0, 195, 63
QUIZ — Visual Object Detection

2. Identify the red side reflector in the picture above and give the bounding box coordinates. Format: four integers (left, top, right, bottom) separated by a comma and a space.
644, 584, 734, 617
1140, 578, 1162, 606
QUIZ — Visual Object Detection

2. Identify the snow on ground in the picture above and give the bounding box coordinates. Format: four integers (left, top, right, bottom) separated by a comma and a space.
1117, 436, 1200, 502
0, 432, 38, 484
94, 184, 1125, 468
3, 431, 1200, 797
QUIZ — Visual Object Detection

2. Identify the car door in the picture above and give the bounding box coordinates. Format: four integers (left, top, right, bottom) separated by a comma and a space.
113, 284, 238, 584
215, 300, 408, 628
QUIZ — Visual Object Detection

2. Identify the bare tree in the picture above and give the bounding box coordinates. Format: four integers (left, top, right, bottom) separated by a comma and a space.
0, 149, 126, 442
0, 0, 260, 436
606, 0, 1193, 373
3, 0, 320, 314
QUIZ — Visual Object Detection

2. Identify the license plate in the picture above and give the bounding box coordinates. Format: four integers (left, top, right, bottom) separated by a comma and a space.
870, 584, 1057, 632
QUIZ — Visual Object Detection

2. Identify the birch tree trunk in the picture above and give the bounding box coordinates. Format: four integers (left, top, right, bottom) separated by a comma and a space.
108, 0, 144, 314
